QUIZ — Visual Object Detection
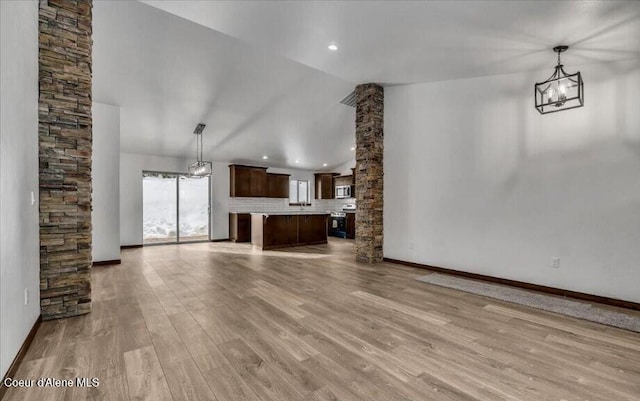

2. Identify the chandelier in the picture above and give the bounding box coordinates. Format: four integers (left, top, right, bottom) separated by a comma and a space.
534, 46, 583, 114
188, 123, 212, 177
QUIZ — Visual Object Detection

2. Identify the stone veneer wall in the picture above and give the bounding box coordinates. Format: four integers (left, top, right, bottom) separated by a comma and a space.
38, 0, 93, 320
355, 83, 384, 263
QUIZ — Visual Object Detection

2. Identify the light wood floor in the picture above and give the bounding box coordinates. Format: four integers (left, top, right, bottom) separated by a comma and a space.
4, 239, 640, 401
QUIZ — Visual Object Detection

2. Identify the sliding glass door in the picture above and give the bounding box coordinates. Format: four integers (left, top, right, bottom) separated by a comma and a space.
178, 175, 210, 242
143, 172, 178, 244
142, 171, 210, 244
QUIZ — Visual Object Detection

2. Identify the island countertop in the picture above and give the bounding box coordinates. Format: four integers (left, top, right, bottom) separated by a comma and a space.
249, 212, 331, 216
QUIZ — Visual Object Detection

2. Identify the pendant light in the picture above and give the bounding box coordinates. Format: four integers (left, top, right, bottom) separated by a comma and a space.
534, 46, 584, 114
188, 123, 212, 177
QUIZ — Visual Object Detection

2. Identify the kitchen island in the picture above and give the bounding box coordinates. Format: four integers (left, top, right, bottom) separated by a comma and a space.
251, 212, 329, 250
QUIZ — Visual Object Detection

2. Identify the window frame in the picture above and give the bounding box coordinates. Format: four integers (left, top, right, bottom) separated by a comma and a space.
289, 179, 311, 206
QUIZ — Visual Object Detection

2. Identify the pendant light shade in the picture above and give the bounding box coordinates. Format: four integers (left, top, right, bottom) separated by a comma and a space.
535, 46, 583, 114
188, 123, 212, 177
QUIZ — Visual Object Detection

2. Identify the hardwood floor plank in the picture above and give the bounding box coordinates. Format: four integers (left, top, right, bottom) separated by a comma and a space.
300, 332, 416, 401
218, 338, 305, 401
392, 343, 543, 401
245, 286, 309, 320
302, 314, 419, 383
167, 312, 223, 372
55, 339, 94, 401
90, 318, 125, 380
84, 375, 130, 401
162, 359, 218, 401
350, 290, 451, 326
22, 319, 67, 362
239, 304, 320, 362
123, 346, 173, 401
485, 303, 640, 351
229, 313, 326, 397
2, 356, 57, 401
189, 305, 241, 345
204, 360, 262, 401
116, 303, 153, 353
412, 372, 483, 401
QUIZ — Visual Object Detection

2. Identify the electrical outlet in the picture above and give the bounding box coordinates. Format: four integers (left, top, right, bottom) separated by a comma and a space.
24, 289, 29, 305
551, 257, 560, 269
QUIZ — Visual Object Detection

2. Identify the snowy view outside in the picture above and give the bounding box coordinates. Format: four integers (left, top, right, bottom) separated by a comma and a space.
143, 174, 177, 243
178, 175, 210, 240
142, 173, 209, 243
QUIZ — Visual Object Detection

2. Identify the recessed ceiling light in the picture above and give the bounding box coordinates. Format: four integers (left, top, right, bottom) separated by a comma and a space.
262, 155, 268, 160
323, 163, 328, 167
328, 42, 338, 51
350, 146, 356, 151
295, 160, 300, 164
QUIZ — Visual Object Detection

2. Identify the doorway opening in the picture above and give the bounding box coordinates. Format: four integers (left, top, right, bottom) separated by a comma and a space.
142, 171, 211, 244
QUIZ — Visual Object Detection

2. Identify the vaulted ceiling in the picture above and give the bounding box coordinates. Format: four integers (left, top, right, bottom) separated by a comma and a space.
93, 1, 640, 169
142, 0, 640, 84
93, 1, 355, 170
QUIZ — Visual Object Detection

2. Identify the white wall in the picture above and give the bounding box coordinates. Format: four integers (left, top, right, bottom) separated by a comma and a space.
120, 153, 229, 245
385, 59, 640, 303
210, 161, 231, 241
92, 103, 120, 262
0, 0, 40, 378
333, 159, 356, 176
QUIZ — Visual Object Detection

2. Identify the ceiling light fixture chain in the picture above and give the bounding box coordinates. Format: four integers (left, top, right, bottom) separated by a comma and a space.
188, 123, 213, 177
199, 127, 204, 163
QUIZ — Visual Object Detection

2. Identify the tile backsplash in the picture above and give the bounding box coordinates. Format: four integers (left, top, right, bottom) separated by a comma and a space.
228, 197, 356, 214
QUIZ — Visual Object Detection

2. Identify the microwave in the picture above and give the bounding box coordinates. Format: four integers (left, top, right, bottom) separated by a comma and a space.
335, 185, 351, 199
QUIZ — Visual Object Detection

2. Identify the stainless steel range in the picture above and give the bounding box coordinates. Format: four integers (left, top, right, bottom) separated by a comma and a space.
329, 212, 347, 238
329, 204, 355, 238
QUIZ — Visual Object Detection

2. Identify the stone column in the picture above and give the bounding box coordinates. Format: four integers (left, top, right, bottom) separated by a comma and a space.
355, 83, 384, 263
39, 0, 93, 320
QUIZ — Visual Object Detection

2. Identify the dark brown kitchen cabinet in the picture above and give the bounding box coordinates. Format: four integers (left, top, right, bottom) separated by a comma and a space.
250, 168, 267, 197
229, 213, 251, 242
261, 215, 298, 248
251, 213, 329, 250
351, 167, 356, 197
314, 173, 338, 199
229, 165, 251, 196
334, 175, 353, 187
345, 212, 355, 239
298, 214, 328, 244
267, 173, 290, 198
229, 165, 267, 197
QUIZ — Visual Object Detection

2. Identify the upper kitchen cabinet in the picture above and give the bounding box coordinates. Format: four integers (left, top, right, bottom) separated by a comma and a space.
334, 169, 356, 199
229, 164, 268, 197
314, 173, 338, 199
267, 173, 290, 198
334, 175, 352, 187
